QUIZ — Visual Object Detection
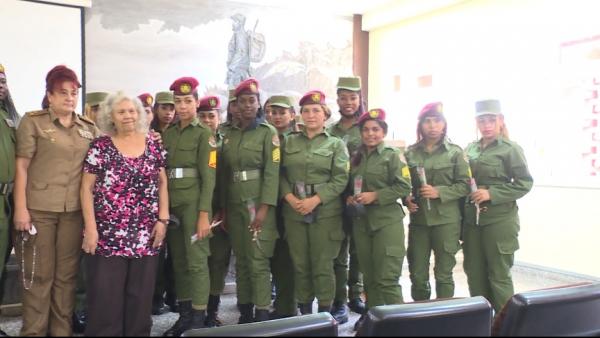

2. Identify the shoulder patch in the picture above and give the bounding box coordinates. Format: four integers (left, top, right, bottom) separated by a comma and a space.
27, 110, 48, 117
79, 115, 96, 125
208, 135, 217, 148
272, 134, 280, 147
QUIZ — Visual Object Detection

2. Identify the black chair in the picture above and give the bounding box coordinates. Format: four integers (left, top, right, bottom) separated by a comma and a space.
492, 282, 600, 336
182, 312, 338, 337
357, 296, 493, 337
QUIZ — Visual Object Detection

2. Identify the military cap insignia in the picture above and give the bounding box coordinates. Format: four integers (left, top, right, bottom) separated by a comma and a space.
249, 83, 258, 93
180, 83, 192, 94
146, 96, 153, 106
311, 93, 321, 103
0, 64, 4, 73
369, 109, 380, 118
436, 103, 443, 113
208, 135, 217, 148
272, 134, 280, 147
209, 98, 217, 107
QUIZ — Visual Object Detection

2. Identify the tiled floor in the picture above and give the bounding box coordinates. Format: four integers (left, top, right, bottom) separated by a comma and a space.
1, 252, 598, 336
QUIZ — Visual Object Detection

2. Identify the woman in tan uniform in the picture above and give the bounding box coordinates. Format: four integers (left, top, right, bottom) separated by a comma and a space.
13, 65, 100, 336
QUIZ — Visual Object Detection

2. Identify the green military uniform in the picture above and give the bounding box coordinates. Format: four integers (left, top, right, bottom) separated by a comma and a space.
327, 118, 364, 306
462, 99, 533, 313
462, 136, 532, 312
271, 125, 297, 317
163, 117, 216, 310
280, 128, 349, 308
206, 127, 232, 322
349, 142, 412, 308
405, 138, 470, 300
0, 102, 16, 284
219, 117, 280, 312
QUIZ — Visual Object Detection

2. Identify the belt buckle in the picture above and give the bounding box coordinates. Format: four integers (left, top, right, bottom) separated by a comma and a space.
175, 168, 183, 179
241, 171, 247, 182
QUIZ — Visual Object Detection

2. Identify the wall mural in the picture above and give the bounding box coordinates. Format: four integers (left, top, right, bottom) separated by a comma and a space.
85, 0, 353, 113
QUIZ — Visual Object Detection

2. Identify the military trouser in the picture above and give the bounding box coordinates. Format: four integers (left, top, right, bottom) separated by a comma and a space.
227, 201, 277, 309
0, 197, 11, 284
407, 222, 460, 301
285, 215, 344, 307
270, 237, 296, 315
167, 195, 211, 310
353, 221, 405, 309
17, 209, 82, 337
208, 228, 232, 295
334, 223, 364, 302
462, 220, 519, 313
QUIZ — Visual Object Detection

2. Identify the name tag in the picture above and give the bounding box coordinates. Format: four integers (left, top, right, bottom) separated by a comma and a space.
78, 129, 94, 140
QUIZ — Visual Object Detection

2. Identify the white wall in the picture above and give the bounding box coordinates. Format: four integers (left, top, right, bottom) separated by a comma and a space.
368, 0, 600, 277
2, 0, 84, 114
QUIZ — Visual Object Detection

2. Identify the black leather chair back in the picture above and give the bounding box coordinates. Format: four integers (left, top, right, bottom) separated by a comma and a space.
492, 283, 600, 336
182, 312, 338, 337
357, 296, 493, 336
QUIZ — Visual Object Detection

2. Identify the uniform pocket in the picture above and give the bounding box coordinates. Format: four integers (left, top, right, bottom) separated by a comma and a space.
384, 245, 405, 278
431, 162, 454, 185
30, 181, 48, 190
443, 239, 460, 254
242, 142, 264, 167
313, 148, 333, 170
496, 238, 519, 254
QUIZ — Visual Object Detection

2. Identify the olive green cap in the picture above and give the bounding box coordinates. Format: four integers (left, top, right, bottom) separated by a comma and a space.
155, 91, 174, 105
475, 99, 501, 116
85, 92, 108, 107
336, 76, 361, 91
228, 89, 237, 103
269, 95, 293, 108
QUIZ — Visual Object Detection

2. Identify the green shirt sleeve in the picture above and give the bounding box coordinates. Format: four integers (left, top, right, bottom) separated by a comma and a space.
437, 148, 471, 203
375, 149, 412, 205
316, 139, 349, 204
197, 127, 216, 212
489, 143, 533, 204
260, 126, 280, 206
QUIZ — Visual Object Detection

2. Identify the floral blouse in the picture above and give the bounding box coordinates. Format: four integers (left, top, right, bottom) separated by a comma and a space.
84, 135, 166, 258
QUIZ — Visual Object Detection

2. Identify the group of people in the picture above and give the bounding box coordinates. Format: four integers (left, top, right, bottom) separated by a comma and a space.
0, 63, 533, 337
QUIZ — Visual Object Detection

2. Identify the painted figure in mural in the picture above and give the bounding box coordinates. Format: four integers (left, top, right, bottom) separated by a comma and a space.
226, 14, 265, 88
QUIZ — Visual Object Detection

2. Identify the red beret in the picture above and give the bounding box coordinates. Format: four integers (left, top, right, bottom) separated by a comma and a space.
418, 101, 443, 120
234, 78, 259, 97
137, 93, 154, 107
299, 90, 326, 106
198, 95, 221, 111
170, 77, 199, 96
358, 108, 386, 125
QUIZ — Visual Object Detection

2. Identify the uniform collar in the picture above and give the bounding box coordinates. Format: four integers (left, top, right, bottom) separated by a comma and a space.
478, 136, 504, 148
333, 118, 358, 131
177, 117, 200, 130
416, 137, 450, 152
301, 127, 329, 139
361, 142, 385, 156
235, 116, 262, 130
49, 108, 83, 127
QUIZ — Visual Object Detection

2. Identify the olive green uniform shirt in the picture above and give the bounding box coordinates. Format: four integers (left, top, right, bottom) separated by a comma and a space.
327, 120, 361, 155
405, 139, 471, 226
0, 105, 16, 185
16, 109, 100, 212
463, 137, 533, 226
219, 119, 280, 207
280, 129, 350, 221
349, 143, 412, 231
163, 118, 216, 212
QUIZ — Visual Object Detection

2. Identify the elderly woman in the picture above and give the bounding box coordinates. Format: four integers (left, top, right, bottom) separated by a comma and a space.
13, 65, 101, 336
80, 91, 168, 336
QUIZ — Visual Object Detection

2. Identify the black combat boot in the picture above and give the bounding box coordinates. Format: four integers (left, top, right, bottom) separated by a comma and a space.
189, 309, 207, 330
162, 300, 192, 336
204, 294, 222, 327
348, 297, 367, 315
298, 303, 313, 315
238, 303, 255, 324
329, 301, 349, 324
254, 309, 270, 322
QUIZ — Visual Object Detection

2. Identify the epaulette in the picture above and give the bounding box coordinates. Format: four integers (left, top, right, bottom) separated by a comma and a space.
26, 110, 48, 117
79, 115, 96, 125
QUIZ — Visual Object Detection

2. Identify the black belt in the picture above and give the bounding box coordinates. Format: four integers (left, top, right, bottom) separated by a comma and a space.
0, 182, 13, 195
232, 169, 261, 182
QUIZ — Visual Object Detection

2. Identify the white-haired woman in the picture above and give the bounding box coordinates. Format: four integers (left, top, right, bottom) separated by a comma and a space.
80, 91, 169, 336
